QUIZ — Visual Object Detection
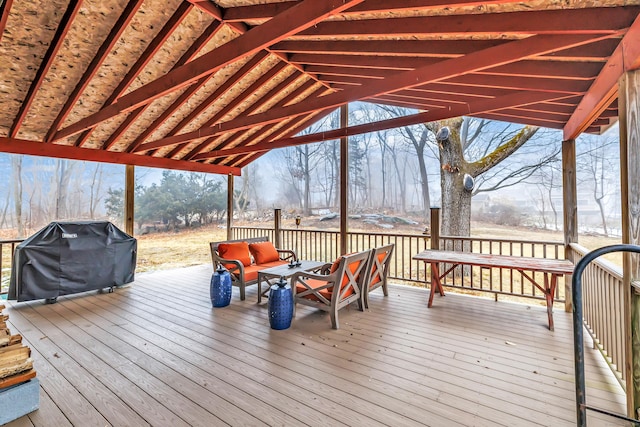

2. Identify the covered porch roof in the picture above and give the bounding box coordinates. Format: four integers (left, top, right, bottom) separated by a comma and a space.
0, 1, 639, 175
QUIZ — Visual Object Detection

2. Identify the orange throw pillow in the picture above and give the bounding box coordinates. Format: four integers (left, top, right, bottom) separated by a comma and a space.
218, 242, 252, 269
249, 241, 280, 264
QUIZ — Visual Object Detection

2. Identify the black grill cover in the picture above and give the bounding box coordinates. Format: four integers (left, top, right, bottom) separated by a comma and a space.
8, 221, 137, 302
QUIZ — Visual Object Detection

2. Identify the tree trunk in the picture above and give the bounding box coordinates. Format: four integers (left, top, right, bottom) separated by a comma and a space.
438, 126, 472, 250
11, 156, 23, 237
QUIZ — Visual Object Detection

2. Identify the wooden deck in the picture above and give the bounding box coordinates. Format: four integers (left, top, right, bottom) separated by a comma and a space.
3, 265, 629, 427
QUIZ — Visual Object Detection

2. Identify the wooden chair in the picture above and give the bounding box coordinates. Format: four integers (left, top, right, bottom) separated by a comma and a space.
291, 250, 370, 329
210, 237, 296, 300
361, 244, 395, 309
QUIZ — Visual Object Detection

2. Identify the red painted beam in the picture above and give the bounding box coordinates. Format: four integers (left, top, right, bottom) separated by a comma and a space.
163, 51, 269, 141
439, 74, 592, 94
171, 62, 288, 159
0, 0, 13, 43
564, 14, 640, 140
0, 137, 240, 175
224, 1, 558, 22
10, 0, 83, 138
76, 2, 193, 148
75, 2, 193, 150
118, 20, 224, 153
177, 83, 327, 159
300, 7, 640, 38
178, 71, 303, 160
53, 0, 364, 142
137, 33, 611, 152
45, 0, 145, 143
273, 39, 505, 57
193, 91, 564, 160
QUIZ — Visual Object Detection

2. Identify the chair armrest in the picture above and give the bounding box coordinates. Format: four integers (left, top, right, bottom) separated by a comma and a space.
277, 249, 297, 262
291, 270, 338, 283
216, 258, 244, 276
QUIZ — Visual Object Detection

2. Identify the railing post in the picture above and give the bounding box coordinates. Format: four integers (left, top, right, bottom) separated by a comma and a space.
227, 173, 234, 241
274, 209, 281, 248
620, 69, 640, 419
124, 165, 135, 236
562, 138, 577, 313
430, 207, 440, 250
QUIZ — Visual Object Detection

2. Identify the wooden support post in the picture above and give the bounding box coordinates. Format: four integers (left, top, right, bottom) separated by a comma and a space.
430, 207, 440, 250
274, 208, 281, 249
562, 138, 578, 313
226, 173, 234, 240
620, 69, 640, 419
124, 165, 134, 236
340, 104, 348, 255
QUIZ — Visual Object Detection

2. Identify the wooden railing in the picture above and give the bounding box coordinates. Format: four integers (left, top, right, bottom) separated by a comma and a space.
232, 226, 566, 302
568, 243, 626, 388
1, 239, 23, 297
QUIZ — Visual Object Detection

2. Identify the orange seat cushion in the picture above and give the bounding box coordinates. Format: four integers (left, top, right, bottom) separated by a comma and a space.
296, 278, 333, 302
249, 241, 280, 264
218, 242, 252, 270
242, 265, 263, 282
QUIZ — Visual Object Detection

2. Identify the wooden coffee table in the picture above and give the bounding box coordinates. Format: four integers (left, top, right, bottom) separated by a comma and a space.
257, 260, 326, 303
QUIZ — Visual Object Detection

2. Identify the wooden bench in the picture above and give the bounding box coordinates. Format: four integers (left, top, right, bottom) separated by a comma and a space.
210, 236, 296, 301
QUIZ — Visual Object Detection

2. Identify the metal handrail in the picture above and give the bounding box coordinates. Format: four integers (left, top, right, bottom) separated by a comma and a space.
573, 244, 640, 426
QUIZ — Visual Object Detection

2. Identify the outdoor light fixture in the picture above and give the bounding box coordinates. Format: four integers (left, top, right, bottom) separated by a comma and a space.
295, 215, 301, 228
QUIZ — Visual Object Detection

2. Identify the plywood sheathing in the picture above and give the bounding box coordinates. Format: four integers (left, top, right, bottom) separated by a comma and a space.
152, 55, 293, 159
0, 0, 71, 139
109, 23, 238, 153
13, 0, 130, 141
84, 5, 216, 151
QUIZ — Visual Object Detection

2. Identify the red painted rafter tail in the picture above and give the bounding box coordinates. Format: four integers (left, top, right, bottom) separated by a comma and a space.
138, 32, 616, 152
10, 0, 83, 138
52, 0, 365, 143
45, 0, 145, 143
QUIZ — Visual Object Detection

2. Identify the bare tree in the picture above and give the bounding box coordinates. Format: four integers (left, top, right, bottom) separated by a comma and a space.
11, 155, 24, 237
577, 134, 619, 236
54, 159, 75, 220
89, 163, 104, 218
433, 118, 549, 242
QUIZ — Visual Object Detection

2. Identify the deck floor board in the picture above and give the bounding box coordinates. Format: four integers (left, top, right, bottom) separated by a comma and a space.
3, 265, 630, 426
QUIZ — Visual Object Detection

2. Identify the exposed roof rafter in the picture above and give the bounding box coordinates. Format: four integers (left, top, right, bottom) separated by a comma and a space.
563, 14, 640, 140
76, 1, 194, 148
138, 32, 613, 152
45, 0, 146, 143
9, 0, 83, 138
53, 0, 365, 142
194, 91, 564, 160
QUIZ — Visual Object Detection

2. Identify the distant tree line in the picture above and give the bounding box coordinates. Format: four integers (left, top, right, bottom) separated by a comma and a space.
105, 170, 227, 232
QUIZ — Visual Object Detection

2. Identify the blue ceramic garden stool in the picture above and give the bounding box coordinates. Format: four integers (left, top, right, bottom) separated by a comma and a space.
211, 267, 232, 307
269, 276, 293, 330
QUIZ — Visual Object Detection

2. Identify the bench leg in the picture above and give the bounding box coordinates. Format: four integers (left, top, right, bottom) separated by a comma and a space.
545, 274, 557, 331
